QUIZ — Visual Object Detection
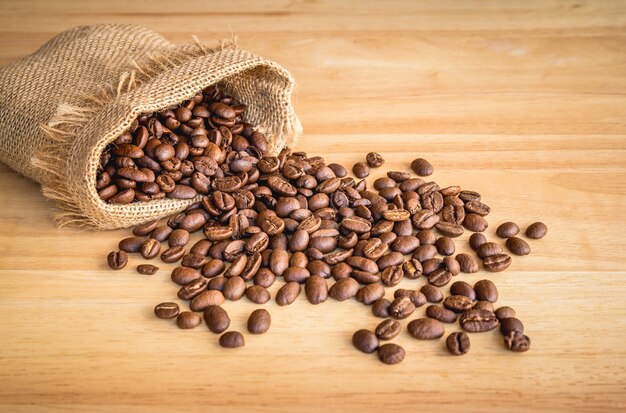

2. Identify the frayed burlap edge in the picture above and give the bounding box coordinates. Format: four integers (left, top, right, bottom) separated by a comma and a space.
31, 38, 302, 230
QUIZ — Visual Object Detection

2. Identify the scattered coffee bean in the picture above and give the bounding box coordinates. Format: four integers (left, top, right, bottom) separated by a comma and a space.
137, 264, 159, 275
474, 279, 498, 302
176, 311, 201, 329
459, 309, 499, 332
469, 233, 487, 251
107, 250, 128, 270
525, 222, 547, 239
450, 281, 476, 300
425, 305, 457, 323
407, 318, 445, 339
154, 302, 179, 319
366, 152, 385, 168
443, 295, 475, 313
371, 298, 392, 318
375, 319, 401, 340
219, 331, 245, 348
204, 305, 230, 334
506, 237, 531, 256
455, 253, 479, 273
495, 306, 517, 321
496, 222, 520, 238
352, 329, 379, 354
410, 158, 433, 176
483, 253, 512, 272
500, 317, 524, 335
276, 281, 301, 306
446, 332, 470, 355
420, 285, 443, 303
352, 162, 370, 178
329, 278, 360, 301
246, 285, 270, 304
247, 309, 271, 334
377, 343, 405, 364
504, 331, 530, 352
305, 275, 328, 304
389, 296, 416, 319
473, 300, 495, 312
356, 283, 385, 305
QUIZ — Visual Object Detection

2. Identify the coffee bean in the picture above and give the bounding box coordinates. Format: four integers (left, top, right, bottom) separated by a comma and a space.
463, 213, 488, 232
283, 266, 310, 283
352, 329, 379, 354
190, 289, 225, 311
407, 318, 445, 339
140, 238, 161, 259
473, 301, 495, 312
446, 332, 470, 355
375, 319, 401, 340
276, 281, 301, 306
381, 265, 403, 287
500, 317, 524, 335
329, 278, 360, 301
435, 221, 464, 238
427, 268, 452, 287
176, 311, 201, 329
474, 279, 498, 302
223, 276, 246, 300
247, 309, 271, 334
377, 343, 405, 365
525, 222, 547, 239
246, 285, 270, 304
435, 236, 455, 256
171, 266, 201, 285
402, 258, 422, 279
450, 281, 476, 300
504, 331, 530, 352
137, 264, 159, 275
495, 306, 517, 321
476, 242, 503, 259
356, 283, 385, 305
464, 200, 490, 216
371, 298, 391, 317
506, 237, 531, 256
469, 233, 487, 250
455, 253, 479, 273
150, 225, 173, 242
119, 237, 144, 253
204, 305, 230, 333
352, 162, 370, 178
411, 158, 433, 176
425, 305, 457, 323
459, 309, 499, 332
420, 285, 443, 303
483, 253, 512, 272
219, 331, 245, 348
133, 220, 159, 236
412, 209, 440, 229
496, 222, 520, 238
389, 296, 416, 319
341, 216, 372, 234
366, 152, 385, 168
393, 289, 426, 307
107, 250, 128, 270
161, 246, 186, 263
443, 295, 474, 313
154, 302, 179, 319
305, 275, 328, 304
177, 277, 209, 300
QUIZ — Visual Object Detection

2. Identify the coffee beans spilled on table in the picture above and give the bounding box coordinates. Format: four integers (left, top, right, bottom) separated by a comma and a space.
105, 85, 545, 361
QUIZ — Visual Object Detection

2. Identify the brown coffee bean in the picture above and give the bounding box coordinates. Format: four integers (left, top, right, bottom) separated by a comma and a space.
112, 143, 143, 159
476, 242, 503, 259
525, 222, 547, 239
435, 221, 464, 238
450, 281, 476, 300
133, 220, 159, 236
203, 226, 233, 241
377, 343, 405, 365
389, 296, 416, 319
119, 236, 144, 253
425, 305, 457, 323
137, 264, 159, 275
474, 279, 498, 302
219, 331, 245, 348
356, 283, 385, 305
427, 268, 452, 287
435, 236, 455, 256
459, 309, 498, 332
305, 275, 328, 304
506, 237, 531, 256
150, 225, 173, 242
341, 216, 372, 234
352, 162, 370, 178
176, 311, 201, 329
154, 302, 179, 319
246, 285, 270, 304
190, 290, 225, 311
366, 152, 385, 168
412, 245, 437, 263
276, 281, 301, 306
161, 246, 186, 263
407, 318, 445, 339
177, 277, 209, 300
473, 300, 495, 312
410, 158, 433, 176
203, 305, 230, 333
496, 222, 520, 238
464, 200, 490, 216
223, 276, 246, 300
329, 278, 360, 301
500, 317, 524, 335
171, 266, 201, 285
393, 289, 426, 307
140, 238, 161, 259
483, 253, 512, 272
495, 306, 517, 321
446, 332, 470, 355
420, 285, 443, 303
463, 213, 488, 232
443, 295, 474, 313
374, 319, 401, 340
247, 309, 271, 334
381, 265, 403, 287
469, 233, 487, 250
504, 331, 530, 352
455, 253, 479, 273
371, 298, 391, 318
382, 209, 410, 222
352, 329, 379, 354
107, 250, 128, 270
412, 209, 439, 229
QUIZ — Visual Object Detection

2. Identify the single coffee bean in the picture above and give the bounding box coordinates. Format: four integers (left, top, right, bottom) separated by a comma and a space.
425, 305, 457, 323
483, 253, 512, 272
190, 290, 225, 311
329, 278, 360, 301
469, 233, 487, 250
154, 302, 179, 319
435, 236, 455, 256
443, 295, 475, 313
140, 238, 161, 259
171, 266, 201, 285
371, 298, 391, 318
495, 306, 517, 321
222, 276, 246, 300
107, 250, 128, 270
204, 305, 230, 333
450, 281, 476, 300
420, 285, 443, 303
402, 258, 422, 279
177, 277, 209, 300
356, 283, 385, 305
276, 281, 301, 306
500, 317, 524, 335
410, 158, 433, 176
446, 332, 470, 355
137, 264, 159, 275
496, 222, 520, 238
442, 256, 460, 276
352, 329, 379, 354
247, 309, 271, 334
506, 237, 531, 256
168, 229, 190, 247
459, 190, 481, 202
455, 253, 479, 273
254, 268, 276, 288
393, 289, 426, 307
464, 200, 491, 216
476, 242, 503, 259
133, 220, 159, 236
525, 222, 547, 239
377, 343, 405, 365
427, 268, 452, 287
381, 265, 403, 287
412, 209, 440, 229
246, 285, 270, 304
389, 296, 416, 319
463, 213, 488, 232
150, 225, 173, 242
305, 275, 328, 304
366, 152, 385, 168
118, 236, 144, 253
375, 319, 401, 340
504, 331, 530, 352
176, 311, 201, 329
473, 301, 495, 312
407, 318, 445, 339
459, 309, 499, 332
474, 279, 498, 302
352, 162, 370, 178
435, 221, 464, 238
219, 331, 245, 348
412, 244, 437, 262
161, 246, 186, 263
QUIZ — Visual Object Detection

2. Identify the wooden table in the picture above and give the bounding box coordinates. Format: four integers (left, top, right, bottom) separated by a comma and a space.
0, 1, 625, 412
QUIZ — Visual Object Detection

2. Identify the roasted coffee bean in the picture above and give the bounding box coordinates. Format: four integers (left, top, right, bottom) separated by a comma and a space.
407, 318, 444, 340
504, 331, 530, 352
171, 266, 201, 285
435, 236, 455, 256
352, 162, 370, 178
328, 163, 347, 177
410, 158, 433, 176
289, 229, 310, 252
506, 237, 531, 256
496, 222, 520, 238
371, 298, 391, 318
305, 275, 328, 304
119, 236, 144, 253
154, 302, 179, 319
376, 252, 404, 272
181, 253, 207, 269
483, 253, 512, 272
413, 244, 437, 262
425, 305, 457, 323
450, 281, 476, 300
525, 222, 547, 239
247, 309, 271, 334
428, 268, 452, 287
443, 295, 475, 313
420, 285, 443, 303
495, 306, 517, 321
459, 309, 498, 332
366, 152, 385, 168
476, 242, 503, 259
377, 343, 405, 364
246, 285, 270, 304
176, 311, 201, 329
364, 238, 388, 260
446, 332, 470, 355
167, 184, 197, 199
463, 213, 488, 232
190, 290, 225, 311
474, 279, 498, 302
394, 289, 426, 308
381, 265, 403, 287
150, 225, 173, 242
442, 256, 460, 276
341, 216, 372, 234
500, 317, 524, 335
161, 246, 186, 263
107, 250, 128, 270
137, 264, 159, 275
276, 281, 301, 306
202, 259, 226, 278
435, 221, 464, 238
389, 296, 416, 319
177, 277, 209, 300
253, 268, 275, 288
223, 276, 246, 300
473, 300, 495, 312
442, 205, 465, 224
383, 209, 410, 222
402, 258, 422, 279
203, 305, 231, 333
219, 331, 245, 348
387, 171, 411, 182
464, 200, 490, 216
469, 233, 487, 250
352, 329, 379, 354
412, 209, 439, 229
375, 319, 401, 340
422, 258, 442, 276
455, 253, 479, 273
133, 220, 159, 236
329, 278, 360, 301
203, 226, 233, 241
356, 283, 385, 305
140, 238, 161, 259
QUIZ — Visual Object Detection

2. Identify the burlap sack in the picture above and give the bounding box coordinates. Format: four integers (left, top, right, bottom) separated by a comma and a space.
0, 24, 302, 230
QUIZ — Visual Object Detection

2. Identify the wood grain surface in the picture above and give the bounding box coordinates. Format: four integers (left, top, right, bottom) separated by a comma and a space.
0, 1, 625, 412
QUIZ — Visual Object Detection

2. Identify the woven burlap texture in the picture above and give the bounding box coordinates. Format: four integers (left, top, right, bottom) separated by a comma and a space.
0, 24, 302, 230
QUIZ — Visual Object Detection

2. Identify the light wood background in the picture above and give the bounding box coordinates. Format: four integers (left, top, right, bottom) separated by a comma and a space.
0, 1, 625, 412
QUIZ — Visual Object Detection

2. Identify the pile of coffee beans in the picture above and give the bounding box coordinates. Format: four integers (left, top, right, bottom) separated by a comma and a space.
105, 87, 545, 360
